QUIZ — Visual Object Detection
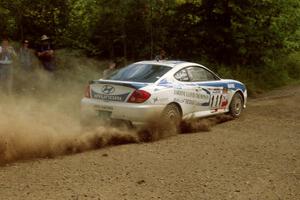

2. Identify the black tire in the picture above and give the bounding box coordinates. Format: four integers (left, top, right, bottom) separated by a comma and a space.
229, 93, 244, 118
162, 103, 182, 127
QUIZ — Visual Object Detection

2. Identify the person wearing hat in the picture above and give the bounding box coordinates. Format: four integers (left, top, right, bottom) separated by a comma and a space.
19, 39, 34, 71
36, 35, 55, 71
0, 38, 16, 94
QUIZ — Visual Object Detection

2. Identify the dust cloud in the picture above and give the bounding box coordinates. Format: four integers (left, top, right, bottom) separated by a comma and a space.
0, 64, 233, 165
180, 115, 234, 133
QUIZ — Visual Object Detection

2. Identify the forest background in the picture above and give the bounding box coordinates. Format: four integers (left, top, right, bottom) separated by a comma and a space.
1, 0, 299, 95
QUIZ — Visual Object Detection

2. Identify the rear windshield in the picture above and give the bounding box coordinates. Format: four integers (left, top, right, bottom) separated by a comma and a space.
105, 64, 171, 83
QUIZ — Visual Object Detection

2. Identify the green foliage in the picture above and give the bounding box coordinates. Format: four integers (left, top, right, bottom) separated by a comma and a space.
0, 0, 70, 43
216, 66, 233, 79
1, 0, 299, 62
0, 0, 299, 94
168, 0, 300, 65
284, 52, 300, 80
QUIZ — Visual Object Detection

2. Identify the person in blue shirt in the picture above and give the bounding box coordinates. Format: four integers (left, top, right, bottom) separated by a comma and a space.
0, 38, 16, 94
19, 39, 34, 71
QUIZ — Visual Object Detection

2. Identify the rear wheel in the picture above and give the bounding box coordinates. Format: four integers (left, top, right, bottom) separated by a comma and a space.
162, 103, 182, 127
229, 93, 243, 117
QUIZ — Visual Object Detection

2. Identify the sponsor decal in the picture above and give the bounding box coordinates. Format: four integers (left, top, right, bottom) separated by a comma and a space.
174, 98, 204, 106
158, 78, 184, 89
158, 78, 173, 88
91, 90, 129, 102
227, 83, 235, 89
184, 99, 202, 106
174, 89, 211, 106
207, 87, 223, 94
174, 90, 210, 100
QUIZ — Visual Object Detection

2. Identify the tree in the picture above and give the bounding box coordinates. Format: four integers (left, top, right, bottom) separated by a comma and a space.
168, 0, 300, 66
0, 0, 70, 45
0, 0, 299, 67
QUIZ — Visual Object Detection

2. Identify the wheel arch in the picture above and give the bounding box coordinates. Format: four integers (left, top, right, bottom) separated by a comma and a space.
165, 102, 183, 117
233, 90, 245, 104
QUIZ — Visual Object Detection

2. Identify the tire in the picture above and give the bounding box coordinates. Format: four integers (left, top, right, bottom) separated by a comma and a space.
162, 103, 182, 127
229, 93, 244, 118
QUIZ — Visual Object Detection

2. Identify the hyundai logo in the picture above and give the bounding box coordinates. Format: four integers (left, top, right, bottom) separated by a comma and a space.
102, 85, 115, 94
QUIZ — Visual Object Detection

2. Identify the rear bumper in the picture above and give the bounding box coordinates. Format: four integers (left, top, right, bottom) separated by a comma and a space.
81, 98, 165, 125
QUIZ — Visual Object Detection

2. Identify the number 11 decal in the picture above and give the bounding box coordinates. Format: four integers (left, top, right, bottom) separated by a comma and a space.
210, 94, 228, 109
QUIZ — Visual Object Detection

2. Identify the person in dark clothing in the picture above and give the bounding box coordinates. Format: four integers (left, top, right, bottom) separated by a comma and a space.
155, 48, 168, 61
36, 35, 55, 71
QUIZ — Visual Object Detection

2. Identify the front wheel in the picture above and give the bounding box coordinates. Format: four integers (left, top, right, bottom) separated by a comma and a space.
229, 93, 244, 118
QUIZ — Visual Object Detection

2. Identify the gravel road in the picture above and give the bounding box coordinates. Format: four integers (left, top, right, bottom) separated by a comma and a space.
0, 85, 299, 200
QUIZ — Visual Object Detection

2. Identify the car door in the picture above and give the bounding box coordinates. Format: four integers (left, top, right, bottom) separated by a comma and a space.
185, 66, 228, 113
173, 67, 212, 115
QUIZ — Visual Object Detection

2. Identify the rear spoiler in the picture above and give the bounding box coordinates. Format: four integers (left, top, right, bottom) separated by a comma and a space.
89, 80, 149, 90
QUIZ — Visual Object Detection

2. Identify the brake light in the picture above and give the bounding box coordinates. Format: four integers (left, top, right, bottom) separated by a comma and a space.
128, 90, 151, 103
84, 85, 91, 98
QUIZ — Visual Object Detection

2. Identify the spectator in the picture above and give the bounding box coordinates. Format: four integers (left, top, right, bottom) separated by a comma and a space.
17, 39, 37, 93
0, 38, 16, 94
103, 61, 117, 77
37, 35, 55, 71
155, 48, 168, 61
19, 39, 34, 71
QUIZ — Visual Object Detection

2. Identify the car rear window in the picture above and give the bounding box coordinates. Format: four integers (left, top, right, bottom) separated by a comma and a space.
105, 64, 172, 83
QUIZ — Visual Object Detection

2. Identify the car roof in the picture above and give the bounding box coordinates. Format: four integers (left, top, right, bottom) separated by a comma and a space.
134, 60, 220, 80
135, 60, 195, 68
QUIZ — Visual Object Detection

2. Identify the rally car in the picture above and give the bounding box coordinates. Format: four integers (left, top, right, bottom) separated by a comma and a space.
81, 60, 247, 126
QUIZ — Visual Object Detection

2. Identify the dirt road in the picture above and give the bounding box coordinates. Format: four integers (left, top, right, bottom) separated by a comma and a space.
0, 85, 299, 200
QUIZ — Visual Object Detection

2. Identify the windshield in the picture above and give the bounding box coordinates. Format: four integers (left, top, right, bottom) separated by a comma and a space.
105, 64, 172, 83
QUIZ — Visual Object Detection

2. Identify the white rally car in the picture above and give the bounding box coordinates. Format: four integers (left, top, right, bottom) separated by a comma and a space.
81, 60, 247, 126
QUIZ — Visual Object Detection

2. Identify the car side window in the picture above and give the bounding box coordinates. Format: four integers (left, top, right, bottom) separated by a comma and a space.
174, 69, 190, 81
205, 69, 218, 80
186, 66, 218, 82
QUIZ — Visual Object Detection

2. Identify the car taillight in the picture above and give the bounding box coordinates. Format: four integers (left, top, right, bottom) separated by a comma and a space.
128, 90, 151, 103
84, 85, 91, 98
